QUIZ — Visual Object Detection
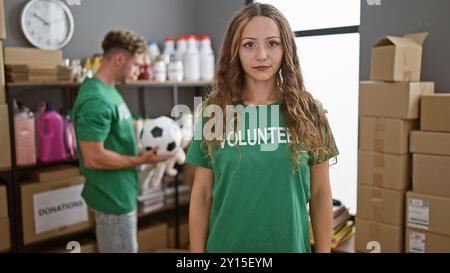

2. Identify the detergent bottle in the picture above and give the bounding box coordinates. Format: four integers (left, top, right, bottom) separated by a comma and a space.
38, 102, 67, 163
14, 102, 37, 166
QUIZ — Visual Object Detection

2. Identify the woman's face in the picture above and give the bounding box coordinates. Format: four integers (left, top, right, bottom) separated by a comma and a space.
238, 16, 283, 83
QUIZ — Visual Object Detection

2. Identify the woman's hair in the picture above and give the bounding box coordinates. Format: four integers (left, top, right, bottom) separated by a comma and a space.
102, 30, 147, 56
202, 3, 337, 168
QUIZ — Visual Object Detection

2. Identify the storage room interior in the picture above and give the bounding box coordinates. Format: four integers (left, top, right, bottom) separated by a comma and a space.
0, 0, 449, 254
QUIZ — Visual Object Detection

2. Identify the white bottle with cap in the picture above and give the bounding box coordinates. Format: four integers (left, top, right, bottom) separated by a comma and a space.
148, 40, 161, 62
176, 36, 187, 64
184, 35, 200, 81
162, 37, 175, 64
153, 56, 167, 82
168, 54, 184, 82
199, 35, 215, 81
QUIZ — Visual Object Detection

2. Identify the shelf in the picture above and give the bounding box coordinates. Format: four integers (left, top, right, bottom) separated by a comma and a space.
6, 80, 213, 88
14, 159, 79, 172
138, 202, 189, 218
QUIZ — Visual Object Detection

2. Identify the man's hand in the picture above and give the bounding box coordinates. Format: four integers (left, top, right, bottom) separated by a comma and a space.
140, 147, 173, 164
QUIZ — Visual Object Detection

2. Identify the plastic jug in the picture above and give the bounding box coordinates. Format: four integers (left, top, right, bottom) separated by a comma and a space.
14, 102, 37, 166
38, 103, 67, 163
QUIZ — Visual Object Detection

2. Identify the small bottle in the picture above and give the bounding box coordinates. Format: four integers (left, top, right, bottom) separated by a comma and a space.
153, 56, 167, 82
176, 36, 187, 65
199, 35, 215, 81
168, 54, 184, 82
84, 57, 94, 79
184, 35, 200, 81
148, 40, 161, 62
92, 56, 102, 74
162, 37, 175, 65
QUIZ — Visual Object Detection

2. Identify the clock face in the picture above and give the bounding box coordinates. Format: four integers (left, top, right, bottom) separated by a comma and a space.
21, 0, 75, 50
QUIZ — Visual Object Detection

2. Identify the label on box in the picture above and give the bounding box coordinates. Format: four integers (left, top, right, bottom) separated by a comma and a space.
33, 185, 88, 234
407, 198, 429, 230
409, 231, 425, 253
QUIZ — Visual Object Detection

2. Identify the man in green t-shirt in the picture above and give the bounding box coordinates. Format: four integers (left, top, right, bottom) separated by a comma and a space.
73, 30, 171, 253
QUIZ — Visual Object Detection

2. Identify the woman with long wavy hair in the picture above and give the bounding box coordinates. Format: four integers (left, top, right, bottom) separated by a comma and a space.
186, 2, 338, 253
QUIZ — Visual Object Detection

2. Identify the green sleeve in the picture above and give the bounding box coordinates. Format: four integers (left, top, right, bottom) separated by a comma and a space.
75, 98, 113, 142
185, 116, 213, 169
308, 100, 339, 166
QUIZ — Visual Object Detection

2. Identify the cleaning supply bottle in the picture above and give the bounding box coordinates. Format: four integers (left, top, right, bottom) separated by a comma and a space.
153, 56, 167, 82
175, 36, 187, 65
92, 56, 102, 74
64, 111, 77, 159
168, 54, 184, 82
199, 35, 215, 81
184, 35, 200, 81
162, 37, 175, 65
14, 102, 37, 166
148, 40, 161, 62
84, 57, 94, 79
38, 102, 67, 163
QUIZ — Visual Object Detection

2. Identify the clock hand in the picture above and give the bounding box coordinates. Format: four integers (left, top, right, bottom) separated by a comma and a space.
33, 12, 50, 26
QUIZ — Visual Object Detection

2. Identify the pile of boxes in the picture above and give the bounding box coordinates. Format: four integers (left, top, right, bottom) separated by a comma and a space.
0, 0, 11, 171
405, 94, 450, 253
355, 32, 435, 253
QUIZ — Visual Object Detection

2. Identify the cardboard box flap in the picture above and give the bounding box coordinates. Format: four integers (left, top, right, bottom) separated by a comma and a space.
375, 36, 416, 47
404, 32, 429, 46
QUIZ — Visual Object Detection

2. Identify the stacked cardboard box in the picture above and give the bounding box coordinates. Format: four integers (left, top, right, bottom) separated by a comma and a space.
356, 32, 435, 253
3, 47, 67, 83
406, 94, 450, 252
0, 185, 11, 252
20, 175, 94, 245
0, 0, 10, 171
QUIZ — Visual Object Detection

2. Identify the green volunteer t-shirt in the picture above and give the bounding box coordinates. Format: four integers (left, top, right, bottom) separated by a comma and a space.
73, 77, 138, 215
186, 100, 338, 253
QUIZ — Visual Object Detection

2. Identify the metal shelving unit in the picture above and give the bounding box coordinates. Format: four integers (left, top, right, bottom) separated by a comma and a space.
5, 80, 212, 252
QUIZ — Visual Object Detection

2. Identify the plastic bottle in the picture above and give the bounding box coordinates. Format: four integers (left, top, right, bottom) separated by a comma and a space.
38, 102, 68, 163
84, 57, 94, 79
175, 36, 187, 64
153, 56, 167, 82
148, 40, 161, 62
199, 35, 215, 81
168, 54, 184, 82
162, 37, 175, 65
14, 102, 37, 166
92, 56, 102, 74
184, 35, 200, 81
64, 111, 77, 159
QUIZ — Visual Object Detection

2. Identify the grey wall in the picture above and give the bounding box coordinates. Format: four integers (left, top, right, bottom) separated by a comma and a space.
4, 0, 245, 115
360, 0, 450, 92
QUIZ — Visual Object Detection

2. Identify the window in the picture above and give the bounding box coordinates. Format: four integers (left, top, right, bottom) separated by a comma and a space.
255, 0, 361, 214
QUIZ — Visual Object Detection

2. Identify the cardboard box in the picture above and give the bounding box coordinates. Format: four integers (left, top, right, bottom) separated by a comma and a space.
0, 185, 7, 218
355, 218, 403, 253
413, 154, 450, 198
0, 0, 5, 40
0, 41, 5, 104
359, 117, 417, 155
0, 217, 10, 252
32, 165, 81, 183
168, 221, 190, 249
406, 228, 450, 253
4, 47, 63, 67
21, 175, 94, 245
406, 192, 450, 236
138, 222, 168, 253
370, 32, 428, 82
357, 185, 405, 226
421, 94, 450, 132
410, 131, 450, 156
359, 81, 434, 119
0, 104, 11, 170
358, 151, 411, 191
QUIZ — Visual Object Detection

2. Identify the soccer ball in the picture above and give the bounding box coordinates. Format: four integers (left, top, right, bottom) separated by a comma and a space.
139, 116, 182, 156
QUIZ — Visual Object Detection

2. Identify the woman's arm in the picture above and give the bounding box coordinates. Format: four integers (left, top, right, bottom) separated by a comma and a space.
189, 166, 214, 253
309, 160, 333, 253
